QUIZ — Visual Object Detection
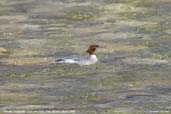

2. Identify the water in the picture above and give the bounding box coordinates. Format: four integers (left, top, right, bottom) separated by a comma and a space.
0, 0, 171, 114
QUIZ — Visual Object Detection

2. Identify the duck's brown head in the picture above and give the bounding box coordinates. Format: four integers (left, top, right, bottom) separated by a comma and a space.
86, 45, 102, 55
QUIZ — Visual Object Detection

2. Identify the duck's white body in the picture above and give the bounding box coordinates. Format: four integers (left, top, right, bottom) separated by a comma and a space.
56, 55, 98, 65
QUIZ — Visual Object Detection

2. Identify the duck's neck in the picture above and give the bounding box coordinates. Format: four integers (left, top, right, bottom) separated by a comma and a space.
89, 54, 98, 63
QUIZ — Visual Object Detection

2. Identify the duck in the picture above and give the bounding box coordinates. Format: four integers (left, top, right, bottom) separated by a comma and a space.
55, 45, 104, 65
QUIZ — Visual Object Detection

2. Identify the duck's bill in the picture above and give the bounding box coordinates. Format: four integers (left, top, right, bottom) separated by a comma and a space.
99, 45, 107, 48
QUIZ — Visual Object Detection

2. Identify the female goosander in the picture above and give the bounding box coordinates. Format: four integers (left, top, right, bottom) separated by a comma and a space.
55, 45, 104, 65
